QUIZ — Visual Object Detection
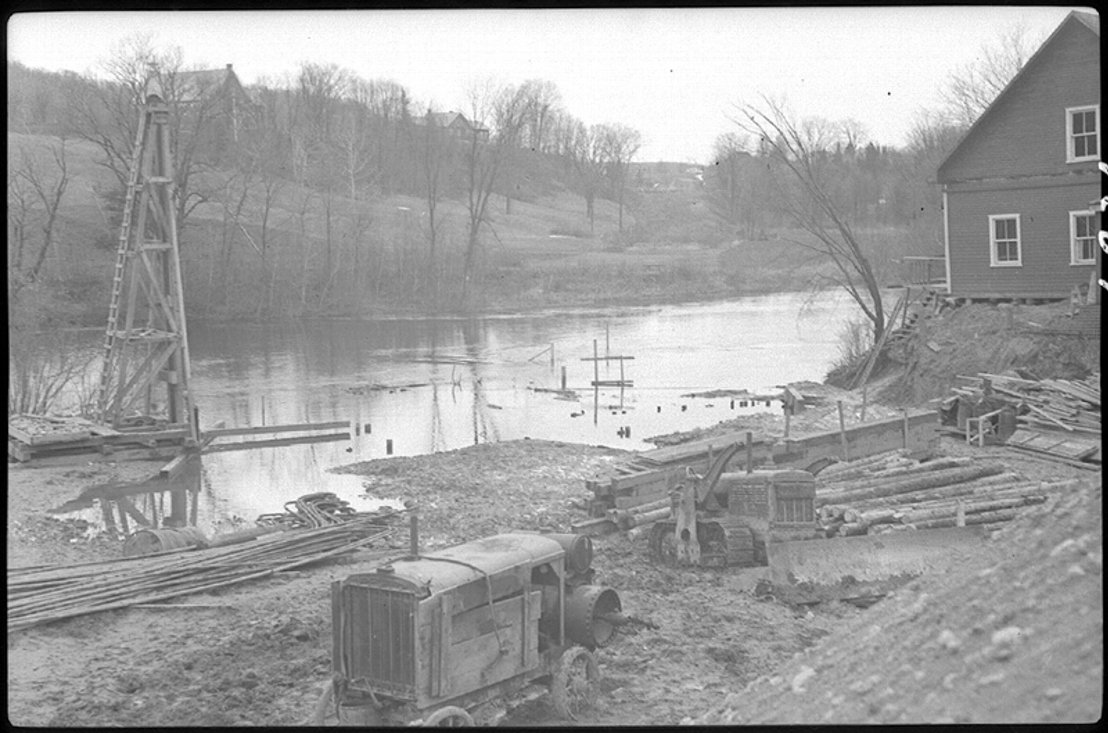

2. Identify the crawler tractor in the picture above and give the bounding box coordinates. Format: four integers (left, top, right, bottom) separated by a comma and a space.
647, 444, 988, 594
315, 527, 627, 726
648, 444, 821, 567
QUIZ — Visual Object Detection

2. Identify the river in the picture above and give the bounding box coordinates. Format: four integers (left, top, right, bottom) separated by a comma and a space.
53, 290, 865, 532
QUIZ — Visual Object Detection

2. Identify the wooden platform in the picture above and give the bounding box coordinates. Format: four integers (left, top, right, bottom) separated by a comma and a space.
7, 415, 191, 463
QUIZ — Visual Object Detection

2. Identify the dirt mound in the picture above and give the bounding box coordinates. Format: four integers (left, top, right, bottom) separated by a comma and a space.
693, 474, 1103, 724
874, 301, 1099, 406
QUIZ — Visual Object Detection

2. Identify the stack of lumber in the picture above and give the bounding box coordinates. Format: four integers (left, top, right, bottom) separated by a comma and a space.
7, 516, 400, 632
815, 452, 1074, 537
8, 414, 189, 462
953, 372, 1100, 435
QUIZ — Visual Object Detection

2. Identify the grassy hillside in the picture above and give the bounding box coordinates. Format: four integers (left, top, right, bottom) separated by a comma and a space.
8, 131, 912, 324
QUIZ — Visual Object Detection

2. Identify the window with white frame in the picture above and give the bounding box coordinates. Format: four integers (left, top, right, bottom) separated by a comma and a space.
1066, 105, 1099, 162
989, 214, 1021, 267
1070, 210, 1097, 264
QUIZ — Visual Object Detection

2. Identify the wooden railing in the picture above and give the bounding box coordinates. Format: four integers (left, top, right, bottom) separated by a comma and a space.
899, 256, 947, 288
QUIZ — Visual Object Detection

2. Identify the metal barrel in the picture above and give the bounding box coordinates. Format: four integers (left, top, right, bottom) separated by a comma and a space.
565, 585, 622, 649
543, 533, 593, 574
123, 527, 208, 557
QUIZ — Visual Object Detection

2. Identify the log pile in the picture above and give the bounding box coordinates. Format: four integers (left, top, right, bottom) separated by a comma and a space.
7, 514, 403, 632
815, 452, 1078, 537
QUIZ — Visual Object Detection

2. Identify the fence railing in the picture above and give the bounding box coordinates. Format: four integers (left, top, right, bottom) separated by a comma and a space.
899, 256, 947, 288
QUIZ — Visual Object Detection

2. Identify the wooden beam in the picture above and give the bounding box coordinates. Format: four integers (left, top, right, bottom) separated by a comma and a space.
203, 420, 350, 438
203, 432, 349, 453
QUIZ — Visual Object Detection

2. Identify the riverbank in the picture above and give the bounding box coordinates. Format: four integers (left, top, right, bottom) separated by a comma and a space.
7, 297, 1100, 726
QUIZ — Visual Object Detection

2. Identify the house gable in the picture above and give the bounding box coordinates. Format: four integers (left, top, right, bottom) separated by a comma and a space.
938, 13, 1101, 184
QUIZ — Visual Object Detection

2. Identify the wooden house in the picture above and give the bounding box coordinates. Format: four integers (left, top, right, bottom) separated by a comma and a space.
936, 11, 1101, 301
412, 111, 490, 141
173, 63, 252, 144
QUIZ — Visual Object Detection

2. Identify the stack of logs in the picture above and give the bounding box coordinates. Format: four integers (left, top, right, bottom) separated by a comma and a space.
816, 449, 1076, 537
606, 499, 671, 538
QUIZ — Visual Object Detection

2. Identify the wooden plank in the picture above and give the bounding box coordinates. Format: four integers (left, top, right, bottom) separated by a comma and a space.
610, 469, 668, 492
202, 432, 349, 453
451, 569, 527, 616
439, 592, 453, 698
615, 488, 668, 509
451, 593, 526, 645
447, 591, 540, 695
159, 452, 194, 480
203, 420, 350, 438
117, 497, 152, 528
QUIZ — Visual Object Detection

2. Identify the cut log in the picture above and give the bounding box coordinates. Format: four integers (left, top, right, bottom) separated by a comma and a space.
839, 522, 869, 537
857, 508, 903, 526
900, 496, 1044, 524
817, 449, 910, 480
818, 463, 1006, 505
845, 474, 1028, 507
619, 507, 671, 530
912, 508, 1018, 530
819, 456, 984, 496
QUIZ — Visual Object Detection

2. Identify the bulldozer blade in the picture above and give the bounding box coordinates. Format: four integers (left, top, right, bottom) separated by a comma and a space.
768, 526, 988, 587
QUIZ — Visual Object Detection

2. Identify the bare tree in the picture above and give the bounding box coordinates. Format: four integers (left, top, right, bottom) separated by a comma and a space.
941, 22, 1039, 127
734, 98, 886, 347
418, 106, 456, 310
65, 34, 223, 232
569, 121, 607, 235
596, 123, 643, 235
705, 132, 750, 237
7, 139, 70, 290
460, 79, 529, 307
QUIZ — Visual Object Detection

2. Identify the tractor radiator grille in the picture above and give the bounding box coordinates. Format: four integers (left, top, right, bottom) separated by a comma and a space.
342, 583, 417, 698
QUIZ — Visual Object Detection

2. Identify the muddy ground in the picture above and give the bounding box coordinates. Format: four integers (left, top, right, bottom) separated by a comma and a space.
7, 392, 1101, 726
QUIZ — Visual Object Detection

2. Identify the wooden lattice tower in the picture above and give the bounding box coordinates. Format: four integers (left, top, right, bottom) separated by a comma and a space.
97, 89, 197, 441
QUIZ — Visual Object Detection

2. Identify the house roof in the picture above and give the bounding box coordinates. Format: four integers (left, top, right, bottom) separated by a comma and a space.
936, 10, 1100, 182
175, 64, 240, 103
412, 111, 489, 133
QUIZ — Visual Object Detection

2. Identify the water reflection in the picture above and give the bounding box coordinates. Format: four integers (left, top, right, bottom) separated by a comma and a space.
51, 292, 867, 534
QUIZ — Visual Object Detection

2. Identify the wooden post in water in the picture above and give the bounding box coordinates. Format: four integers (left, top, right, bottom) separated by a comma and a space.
561, 366, 567, 390
550, 343, 555, 368
593, 340, 599, 386
745, 432, 753, 474
837, 401, 850, 461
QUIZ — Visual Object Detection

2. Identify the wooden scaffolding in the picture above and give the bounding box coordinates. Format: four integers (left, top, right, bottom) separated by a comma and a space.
97, 86, 197, 442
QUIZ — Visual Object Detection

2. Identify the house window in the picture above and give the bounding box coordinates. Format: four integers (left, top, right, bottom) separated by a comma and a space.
1070, 211, 1097, 265
1066, 105, 1099, 162
989, 214, 1021, 267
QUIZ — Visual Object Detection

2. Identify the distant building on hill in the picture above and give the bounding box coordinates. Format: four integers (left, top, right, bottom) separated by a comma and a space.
411, 111, 490, 141
936, 10, 1101, 302
172, 63, 253, 145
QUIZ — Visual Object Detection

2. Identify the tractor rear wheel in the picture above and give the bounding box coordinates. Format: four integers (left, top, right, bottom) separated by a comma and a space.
550, 646, 600, 720
423, 706, 473, 726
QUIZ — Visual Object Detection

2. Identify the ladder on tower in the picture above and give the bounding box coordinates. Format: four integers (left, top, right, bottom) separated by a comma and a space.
98, 113, 150, 404
96, 86, 197, 443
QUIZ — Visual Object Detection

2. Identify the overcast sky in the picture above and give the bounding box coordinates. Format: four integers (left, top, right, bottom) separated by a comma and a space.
7, 7, 1082, 162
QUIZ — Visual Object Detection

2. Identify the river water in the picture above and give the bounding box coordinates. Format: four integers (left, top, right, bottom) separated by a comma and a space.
54, 291, 863, 532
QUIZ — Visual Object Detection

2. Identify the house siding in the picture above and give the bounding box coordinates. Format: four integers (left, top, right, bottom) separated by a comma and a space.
940, 21, 1101, 183
946, 179, 1100, 298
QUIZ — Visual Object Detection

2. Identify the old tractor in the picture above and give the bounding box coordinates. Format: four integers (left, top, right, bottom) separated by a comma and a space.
647, 444, 986, 594
648, 444, 821, 567
314, 527, 626, 726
